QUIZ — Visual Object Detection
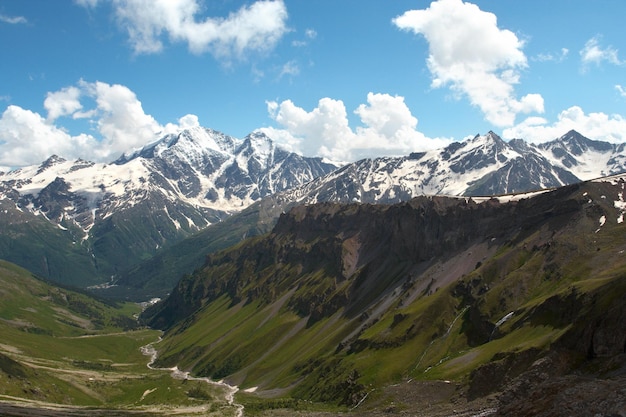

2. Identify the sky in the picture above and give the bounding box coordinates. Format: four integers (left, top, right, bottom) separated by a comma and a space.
1, 0, 626, 169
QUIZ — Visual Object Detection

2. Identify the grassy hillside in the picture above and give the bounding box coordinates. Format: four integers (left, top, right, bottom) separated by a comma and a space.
0, 200, 101, 287
144, 177, 626, 413
0, 260, 243, 416
108, 194, 285, 300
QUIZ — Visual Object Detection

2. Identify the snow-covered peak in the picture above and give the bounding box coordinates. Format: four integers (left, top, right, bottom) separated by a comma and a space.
237, 132, 276, 168
471, 131, 507, 151
438, 131, 520, 178
37, 155, 68, 174
116, 127, 238, 165
178, 127, 238, 154
537, 130, 621, 180
244, 131, 274, 152
555, 130, 613, 155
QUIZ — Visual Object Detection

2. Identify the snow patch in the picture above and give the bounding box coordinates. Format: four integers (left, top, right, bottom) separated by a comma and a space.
495, 312, 515, 327
614, 191, 626, 223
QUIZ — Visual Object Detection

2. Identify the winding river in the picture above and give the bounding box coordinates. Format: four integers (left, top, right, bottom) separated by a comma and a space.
141, 340, 244, 417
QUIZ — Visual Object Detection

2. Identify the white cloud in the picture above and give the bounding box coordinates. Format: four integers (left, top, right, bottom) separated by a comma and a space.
617, 85, 626, 99
0, 81, 200, 167
0, 105, 96, 167
261, 93, 451, 162
534, 48, 569, 63
264, 97, 354, 160
503, 106, 626, 143
79, 0, 289, 60
74, 0, 100, 7
580, 36, 623, 68
393, 0, 543, 127
78, 81, 164, 159
44, 86, 83, 121
0, 14, 27, 24
173, 113, 200, 130
292, 28, 317, 47
279, 60, 300, 78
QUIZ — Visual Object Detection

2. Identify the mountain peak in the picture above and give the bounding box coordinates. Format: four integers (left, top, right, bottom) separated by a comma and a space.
115, 127, 237, 164
560, 129, 587, 144
246, 130, 271, 141
555, 129, 613, 156
37, 155, 67, 174
241, 131, 275, 157
485, 130, 505, 144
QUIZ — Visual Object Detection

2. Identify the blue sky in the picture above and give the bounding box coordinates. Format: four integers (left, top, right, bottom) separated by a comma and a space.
1, 0, 625, 167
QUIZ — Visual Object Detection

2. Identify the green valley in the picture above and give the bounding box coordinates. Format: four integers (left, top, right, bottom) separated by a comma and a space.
0, 260, 242, 416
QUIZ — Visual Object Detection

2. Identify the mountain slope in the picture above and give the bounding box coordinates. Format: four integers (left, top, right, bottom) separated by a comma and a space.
538, 129, 626, 179
0, 199, 100, 286
143, 174, 626, 413
0, 127, 337, 287
106, 197, 283, 300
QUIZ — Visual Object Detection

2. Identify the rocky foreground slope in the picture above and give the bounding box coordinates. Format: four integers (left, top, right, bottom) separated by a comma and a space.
144, 174, 626, 415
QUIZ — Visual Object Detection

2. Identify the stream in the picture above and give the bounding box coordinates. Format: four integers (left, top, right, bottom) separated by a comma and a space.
141, 340, 244, 417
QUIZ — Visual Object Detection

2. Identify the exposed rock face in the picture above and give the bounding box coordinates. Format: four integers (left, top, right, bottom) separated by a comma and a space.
496, 355, 626, 417
148, 194, 557, 328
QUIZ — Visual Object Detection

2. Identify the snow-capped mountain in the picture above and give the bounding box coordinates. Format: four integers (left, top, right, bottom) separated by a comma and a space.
0, 127, 337, 284
276, 130, 626, 206
1, 127, 337, 234
1, 126, 626, 289
537, 130, 626, 180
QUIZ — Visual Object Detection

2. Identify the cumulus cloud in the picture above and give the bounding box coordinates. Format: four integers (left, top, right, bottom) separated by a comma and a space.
393, 0, 543, 127
580, 36, 623, 69
261, 93, 451, 162
616, 85, 626, 99
77, 0, 289, 60
0, 81, 198, 167
0, 106, 95, 167
44, 86, 83, 121
503, 106, 626, 144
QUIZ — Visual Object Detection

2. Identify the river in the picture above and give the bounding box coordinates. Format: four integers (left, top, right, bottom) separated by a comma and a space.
141, 340, 244, 417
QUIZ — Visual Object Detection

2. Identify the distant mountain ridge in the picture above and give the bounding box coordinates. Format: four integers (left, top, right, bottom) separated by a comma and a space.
275, 130, 626, 206
1, 127, 626, 290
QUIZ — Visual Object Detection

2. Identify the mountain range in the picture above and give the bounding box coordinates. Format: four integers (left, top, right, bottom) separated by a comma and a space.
2, 125, 626, 415
0, 128, 336, 286
1, 127, 626, 292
